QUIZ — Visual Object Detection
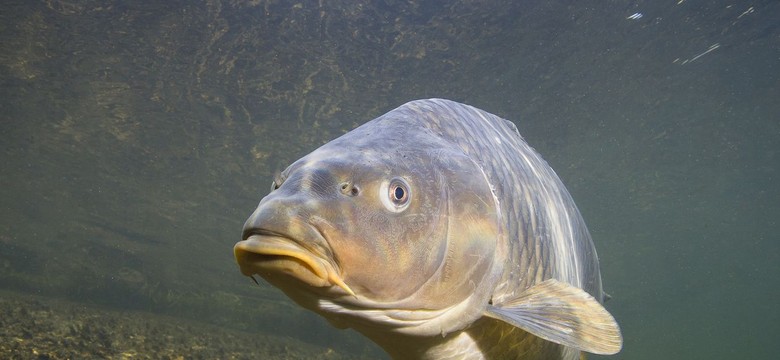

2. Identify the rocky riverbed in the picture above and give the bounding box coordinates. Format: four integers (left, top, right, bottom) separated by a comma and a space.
0, 291, 368, 360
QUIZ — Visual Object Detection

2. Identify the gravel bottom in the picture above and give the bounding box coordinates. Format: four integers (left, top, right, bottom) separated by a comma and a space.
0, 291, 366, 360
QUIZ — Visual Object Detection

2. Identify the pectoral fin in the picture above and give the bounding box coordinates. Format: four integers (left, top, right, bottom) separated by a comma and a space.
484, 279, 622, 355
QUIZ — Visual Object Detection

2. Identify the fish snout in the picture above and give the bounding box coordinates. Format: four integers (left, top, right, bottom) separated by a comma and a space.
235, 201, 354, 296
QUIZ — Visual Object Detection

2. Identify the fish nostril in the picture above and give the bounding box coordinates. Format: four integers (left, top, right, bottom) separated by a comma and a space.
340, 182, 360, 196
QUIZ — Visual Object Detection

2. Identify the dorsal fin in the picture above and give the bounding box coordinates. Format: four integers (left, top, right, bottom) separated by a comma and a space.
484, 279, 622, 355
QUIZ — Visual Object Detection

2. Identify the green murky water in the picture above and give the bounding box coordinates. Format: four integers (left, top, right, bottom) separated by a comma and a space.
1, 1, 777, 359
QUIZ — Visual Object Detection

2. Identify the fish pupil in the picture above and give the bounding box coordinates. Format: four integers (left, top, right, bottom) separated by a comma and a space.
393, 186, 405, 201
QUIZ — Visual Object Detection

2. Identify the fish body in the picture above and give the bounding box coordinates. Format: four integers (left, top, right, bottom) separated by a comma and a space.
235, 99, 622, 359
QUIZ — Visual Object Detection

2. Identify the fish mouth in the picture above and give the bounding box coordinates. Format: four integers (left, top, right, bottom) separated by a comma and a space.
234, 230, 354, 296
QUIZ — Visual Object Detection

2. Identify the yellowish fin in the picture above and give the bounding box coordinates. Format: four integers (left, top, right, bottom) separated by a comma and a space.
484, 279, 623, 355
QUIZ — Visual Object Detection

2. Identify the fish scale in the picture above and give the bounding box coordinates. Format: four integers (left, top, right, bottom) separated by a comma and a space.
397, 99, 598, 303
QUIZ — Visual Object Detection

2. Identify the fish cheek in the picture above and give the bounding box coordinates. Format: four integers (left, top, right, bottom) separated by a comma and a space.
329, 203, 443, 301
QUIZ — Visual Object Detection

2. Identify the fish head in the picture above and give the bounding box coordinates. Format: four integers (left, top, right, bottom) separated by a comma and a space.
234, 122, 504, 337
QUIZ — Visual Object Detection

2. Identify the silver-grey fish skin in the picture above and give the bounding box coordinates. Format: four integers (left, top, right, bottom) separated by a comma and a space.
375, 99, 603, 359
236, 98, 610, 360
399, 99, 604, 302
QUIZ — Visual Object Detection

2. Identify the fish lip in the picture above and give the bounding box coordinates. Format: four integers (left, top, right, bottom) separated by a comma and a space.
234, 233, 328, 281
234, 228, 355, 296
242, 227, 284, 241
241, 227, 331, 264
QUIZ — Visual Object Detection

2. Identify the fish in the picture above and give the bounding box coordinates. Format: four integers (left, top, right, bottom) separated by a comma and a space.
234, 99, 622, 359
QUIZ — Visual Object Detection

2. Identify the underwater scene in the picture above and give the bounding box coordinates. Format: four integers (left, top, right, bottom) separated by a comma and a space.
1, 0, 778, 359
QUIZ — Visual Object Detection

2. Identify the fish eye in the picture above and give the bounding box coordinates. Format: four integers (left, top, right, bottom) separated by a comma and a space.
380, 177, 411, 213
390, 183, 407, 204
